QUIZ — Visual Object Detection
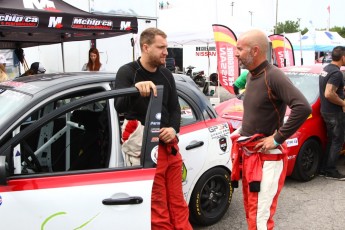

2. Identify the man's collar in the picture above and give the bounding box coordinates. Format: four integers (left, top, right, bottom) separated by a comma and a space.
250, 60, 269, 76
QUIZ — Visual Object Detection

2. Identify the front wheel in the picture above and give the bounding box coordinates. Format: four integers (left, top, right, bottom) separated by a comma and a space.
291, 139, 321, 181
189, 167, 233, 226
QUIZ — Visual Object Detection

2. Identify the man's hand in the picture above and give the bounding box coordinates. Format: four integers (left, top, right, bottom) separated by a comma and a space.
135, 81, 157, 97
159, 127, 176, 143
255, 135, 278, 152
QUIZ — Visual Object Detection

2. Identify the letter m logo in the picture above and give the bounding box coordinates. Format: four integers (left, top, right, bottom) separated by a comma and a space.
120, 21, 131, 30
48, 17, 63, 28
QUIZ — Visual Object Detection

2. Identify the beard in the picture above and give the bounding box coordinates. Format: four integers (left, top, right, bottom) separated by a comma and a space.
239, 54, 254, 69
148, 53, 165, 68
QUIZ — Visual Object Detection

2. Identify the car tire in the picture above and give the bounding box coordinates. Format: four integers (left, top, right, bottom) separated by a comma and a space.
291, 139, 321, 182
189, 167, 233, 226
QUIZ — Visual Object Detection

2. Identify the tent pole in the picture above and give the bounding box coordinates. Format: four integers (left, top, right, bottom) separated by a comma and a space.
61, 42, 65, 72
299, 31, 304, 65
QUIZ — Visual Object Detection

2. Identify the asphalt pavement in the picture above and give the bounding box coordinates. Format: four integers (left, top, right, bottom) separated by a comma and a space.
193, 155, 345, 230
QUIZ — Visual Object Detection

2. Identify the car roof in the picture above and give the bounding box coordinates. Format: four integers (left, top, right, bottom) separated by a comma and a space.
0, 72, 214, 135
0, 72, 115, 96
0, 72, 200, 96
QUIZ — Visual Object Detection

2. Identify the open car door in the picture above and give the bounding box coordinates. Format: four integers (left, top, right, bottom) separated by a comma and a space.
0, 86, 163, 229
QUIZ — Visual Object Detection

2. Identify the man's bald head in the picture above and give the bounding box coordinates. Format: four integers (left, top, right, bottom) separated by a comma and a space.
235, 29, 269, 70
239, 29, 269, 56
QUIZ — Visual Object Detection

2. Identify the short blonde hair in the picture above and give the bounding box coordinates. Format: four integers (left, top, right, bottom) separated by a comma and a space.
140, 28, 167, 50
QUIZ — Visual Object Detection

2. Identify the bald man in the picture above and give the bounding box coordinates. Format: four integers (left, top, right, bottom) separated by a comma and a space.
232, 29, 311, 230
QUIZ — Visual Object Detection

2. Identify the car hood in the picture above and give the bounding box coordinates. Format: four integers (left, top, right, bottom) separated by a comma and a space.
215, 98, 292, 129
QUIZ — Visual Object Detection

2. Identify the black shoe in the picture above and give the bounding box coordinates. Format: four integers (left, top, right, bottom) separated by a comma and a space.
318, 171, 326, 177
325, 171, 345, 181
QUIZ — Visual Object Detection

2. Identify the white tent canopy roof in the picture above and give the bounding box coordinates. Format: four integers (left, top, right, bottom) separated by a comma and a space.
286, 31, 345, 51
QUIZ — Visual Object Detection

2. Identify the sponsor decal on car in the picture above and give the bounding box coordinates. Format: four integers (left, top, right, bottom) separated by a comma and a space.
151, 137, 159, 142
151, 128, 160, 133
155, 113, 161, 120
208, 123, 230, 139
150, 121, 160, 126
219, 137, 227, 153
151, 145, 158, 164
286, 138, 298, 147
181, 109, 193, 119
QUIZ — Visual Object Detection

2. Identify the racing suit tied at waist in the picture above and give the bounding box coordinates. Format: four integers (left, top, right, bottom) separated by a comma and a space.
231, 134, 285, 192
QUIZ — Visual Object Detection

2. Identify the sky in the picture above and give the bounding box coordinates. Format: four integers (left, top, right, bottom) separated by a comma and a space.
158, 0, 344, 35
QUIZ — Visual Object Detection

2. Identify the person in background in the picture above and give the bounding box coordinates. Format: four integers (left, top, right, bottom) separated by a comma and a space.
0, 54, 9, 82
318, 46, 345, 180
0, 63, 8, 82
232, 29, 311, 230
233, 69, 249, 99
82, 47, 106, 71
114, 28, 192, 230
19, 62, 46, 77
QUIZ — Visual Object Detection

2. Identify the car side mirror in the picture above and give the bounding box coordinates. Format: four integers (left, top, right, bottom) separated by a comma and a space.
0, 155, 7, 185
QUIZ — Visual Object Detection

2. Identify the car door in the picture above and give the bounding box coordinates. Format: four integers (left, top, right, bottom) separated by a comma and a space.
0, 87, 163, 230
177, 93, 231, 199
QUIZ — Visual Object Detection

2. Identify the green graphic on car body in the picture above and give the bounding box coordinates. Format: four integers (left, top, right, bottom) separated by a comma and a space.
41, 212, 100, 230
182, 162, 187, 182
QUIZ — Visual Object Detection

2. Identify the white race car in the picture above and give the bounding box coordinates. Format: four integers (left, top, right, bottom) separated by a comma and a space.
0, 72, 233, 229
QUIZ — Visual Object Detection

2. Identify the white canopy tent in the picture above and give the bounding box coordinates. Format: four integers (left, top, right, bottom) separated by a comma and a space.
287, 31, 345, 51
285, 31, 345, 65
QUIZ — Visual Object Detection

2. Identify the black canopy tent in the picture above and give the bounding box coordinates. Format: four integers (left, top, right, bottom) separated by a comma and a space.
0, 0, 138, 71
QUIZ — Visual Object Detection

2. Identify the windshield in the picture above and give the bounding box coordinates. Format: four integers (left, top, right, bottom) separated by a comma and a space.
285, 72, 319, 105
0, 89, 32, 126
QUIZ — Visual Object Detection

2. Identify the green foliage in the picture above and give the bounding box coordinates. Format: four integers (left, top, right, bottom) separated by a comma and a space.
274, 20, 300, 34
301, 28, 308, 35
330, 26, 345, 38
274, 21, 345, 38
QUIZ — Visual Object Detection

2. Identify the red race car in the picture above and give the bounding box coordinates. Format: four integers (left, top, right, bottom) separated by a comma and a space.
216, 64, 345, 181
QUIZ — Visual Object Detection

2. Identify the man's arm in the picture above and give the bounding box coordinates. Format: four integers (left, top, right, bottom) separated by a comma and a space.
325, 83, 345, 107
114, 65, 136, 113
256, 69, 311, 150
233, 84, 240, 96
271, 69, 311, 144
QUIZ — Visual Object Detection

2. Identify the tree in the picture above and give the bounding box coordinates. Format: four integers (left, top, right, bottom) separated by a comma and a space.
330, 26, 345, 38
274, 20, 345, 38
274, 20, 300, 34
301, 28, 308, 35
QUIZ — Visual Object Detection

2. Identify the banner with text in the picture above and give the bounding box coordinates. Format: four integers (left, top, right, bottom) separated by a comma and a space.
212, 24, 239, 94
269, 34, 295, 68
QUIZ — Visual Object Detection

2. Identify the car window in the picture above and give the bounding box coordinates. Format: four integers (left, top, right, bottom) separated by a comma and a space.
0, 88, 32, 126
179, 97, 197, 126
0, 87, 125, 176
286, 72, 319, 104
11, 97, 112, 175
2, 86, 164, 178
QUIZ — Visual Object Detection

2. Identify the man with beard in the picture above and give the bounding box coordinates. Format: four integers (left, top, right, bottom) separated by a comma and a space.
232, 29, 311, 230
318, 46, 345, 180
114, 28, 192, 230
